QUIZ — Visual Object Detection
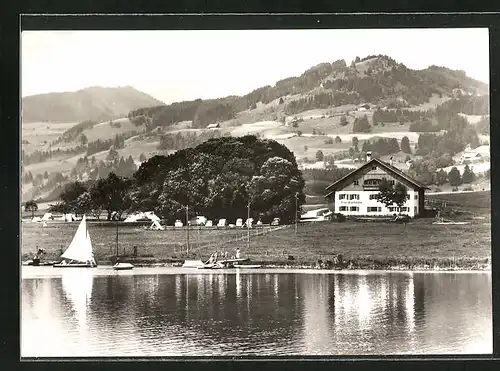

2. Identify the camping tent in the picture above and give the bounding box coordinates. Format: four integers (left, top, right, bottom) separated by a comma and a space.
149, 220, 165, 230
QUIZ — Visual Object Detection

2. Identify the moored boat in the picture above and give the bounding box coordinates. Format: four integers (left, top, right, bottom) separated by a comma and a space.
113, 262, 134, 270
53, 215, 98, 268
234, 264, 262, 269
112, 219, 134, 271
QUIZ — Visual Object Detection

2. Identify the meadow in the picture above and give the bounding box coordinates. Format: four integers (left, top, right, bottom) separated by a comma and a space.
21, 214, 490, 270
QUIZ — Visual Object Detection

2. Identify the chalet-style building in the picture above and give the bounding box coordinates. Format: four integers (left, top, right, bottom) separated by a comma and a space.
324, 153, 429, 218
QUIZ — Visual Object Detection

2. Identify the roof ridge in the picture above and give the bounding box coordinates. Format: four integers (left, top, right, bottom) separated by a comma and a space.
324, 157, 429, 197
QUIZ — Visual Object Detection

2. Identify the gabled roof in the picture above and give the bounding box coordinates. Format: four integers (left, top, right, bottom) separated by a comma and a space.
324, 158, 429, 198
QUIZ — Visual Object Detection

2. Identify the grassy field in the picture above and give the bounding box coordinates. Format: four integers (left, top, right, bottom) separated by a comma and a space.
427, 190, 491, 216
22, 122, 77, 153
21, 214, 490, 270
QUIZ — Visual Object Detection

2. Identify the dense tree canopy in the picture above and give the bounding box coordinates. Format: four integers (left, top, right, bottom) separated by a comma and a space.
132, 135, 305, 224
24, 200, 38, 218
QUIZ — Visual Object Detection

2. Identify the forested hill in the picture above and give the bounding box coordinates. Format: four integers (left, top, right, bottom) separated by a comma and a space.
22, 86, 165, 123
127, 55, 489, 130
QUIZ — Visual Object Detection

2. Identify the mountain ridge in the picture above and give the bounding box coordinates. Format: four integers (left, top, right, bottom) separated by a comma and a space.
22, 86, 165, 123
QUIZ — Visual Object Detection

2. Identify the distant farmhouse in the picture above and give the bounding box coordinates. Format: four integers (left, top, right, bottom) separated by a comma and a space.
324, 153, 429, 218
459, 145, 490, 165
206, 123, 220, 130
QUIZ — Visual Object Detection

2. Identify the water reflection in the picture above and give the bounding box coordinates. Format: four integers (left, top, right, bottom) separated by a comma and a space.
61, 269, 94, 330
21, 271, 492, 357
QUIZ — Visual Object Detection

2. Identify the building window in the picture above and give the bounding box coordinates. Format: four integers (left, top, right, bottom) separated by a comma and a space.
414, 206, 417, 214
388, 207, 398, 212
369, 194, 377, 200
353, 180, 359, 185
339, 194, 346, 200
414, 194, 418, 200
400, 207, 408, 212
364, 179, 382, 186
349, 194, 360, 200
339, 206, 348, 211
372, 166, 377, 170
367, 206, 382, 212
350, 206, 359, 212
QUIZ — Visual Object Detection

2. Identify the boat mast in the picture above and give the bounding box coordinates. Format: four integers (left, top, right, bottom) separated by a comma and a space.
247, 200, 250, 250
186, 205, 189, 256
116, 216, 119, 258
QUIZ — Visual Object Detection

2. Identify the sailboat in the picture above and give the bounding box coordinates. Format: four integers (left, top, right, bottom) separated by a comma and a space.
113, 218, 134, 270
53, 215, 97, 268
233, 203, 261, 269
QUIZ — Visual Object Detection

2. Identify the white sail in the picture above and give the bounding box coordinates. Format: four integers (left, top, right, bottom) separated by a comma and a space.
61, 216, 96, 264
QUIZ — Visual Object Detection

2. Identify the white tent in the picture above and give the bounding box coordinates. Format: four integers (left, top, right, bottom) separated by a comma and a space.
41, 212, 52, 221
149, 219, 165, 230
32, 216, 42, 223
124, 211, 161, 223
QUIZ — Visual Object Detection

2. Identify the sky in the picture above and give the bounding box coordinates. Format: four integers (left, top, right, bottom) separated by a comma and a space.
21, 29, 489, 104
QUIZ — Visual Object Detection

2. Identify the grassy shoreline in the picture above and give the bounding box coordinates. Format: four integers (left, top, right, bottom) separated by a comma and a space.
21, 191, 490, 272
22, 220, 490, 272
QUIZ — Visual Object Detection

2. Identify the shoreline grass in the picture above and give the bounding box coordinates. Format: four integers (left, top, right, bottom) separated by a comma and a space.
21, 216, 491, 271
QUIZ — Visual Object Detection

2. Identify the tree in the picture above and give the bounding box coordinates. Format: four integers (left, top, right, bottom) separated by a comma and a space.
324, 137, 333, 144
334, 136, 342, 143
91, 173, 132, 220
340, 115, 348, 126
352, 137, 359, 151
352, 115, 371, 133
60, 181, 87, 211
375, 179, 409, 214
462, 164, 476, 184
106, 147, 119, 162
279, 97, 284, 104
434, 169, 448, 186
79, 134, 88, 146
401, 136, 411, 154
24, 200, 38, 219
132, 135, 305, 224
75, 191, 94, 216
139, 153, 147, 162
448, 167, 462, 187
316, 150, 324, 162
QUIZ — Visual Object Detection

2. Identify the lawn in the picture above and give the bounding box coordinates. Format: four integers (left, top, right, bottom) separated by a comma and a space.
426, 191, 491, 215
21, 216, 490, 270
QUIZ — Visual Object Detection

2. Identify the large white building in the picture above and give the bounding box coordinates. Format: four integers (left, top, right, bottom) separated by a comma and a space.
324, 155, 429, 218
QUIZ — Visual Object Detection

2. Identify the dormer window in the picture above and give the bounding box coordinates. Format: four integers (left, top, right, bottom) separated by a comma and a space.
353, 180, 359, 185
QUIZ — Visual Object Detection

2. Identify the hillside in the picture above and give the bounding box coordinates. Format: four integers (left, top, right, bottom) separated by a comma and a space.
21, 55, 490, 203
22, 86, 165, 123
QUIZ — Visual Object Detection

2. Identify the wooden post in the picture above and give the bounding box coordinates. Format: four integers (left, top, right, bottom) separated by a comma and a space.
186, 205, 189, 256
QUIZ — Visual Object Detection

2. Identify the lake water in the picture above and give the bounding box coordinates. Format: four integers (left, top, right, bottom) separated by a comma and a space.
21, 267, 492, 357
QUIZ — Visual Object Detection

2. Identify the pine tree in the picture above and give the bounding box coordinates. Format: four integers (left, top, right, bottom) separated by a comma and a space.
448, 167, 462, 187
462, 164, 475, 184
352, 115, 371, 133
401, 136, 411, 154
316, 150, 324, 162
